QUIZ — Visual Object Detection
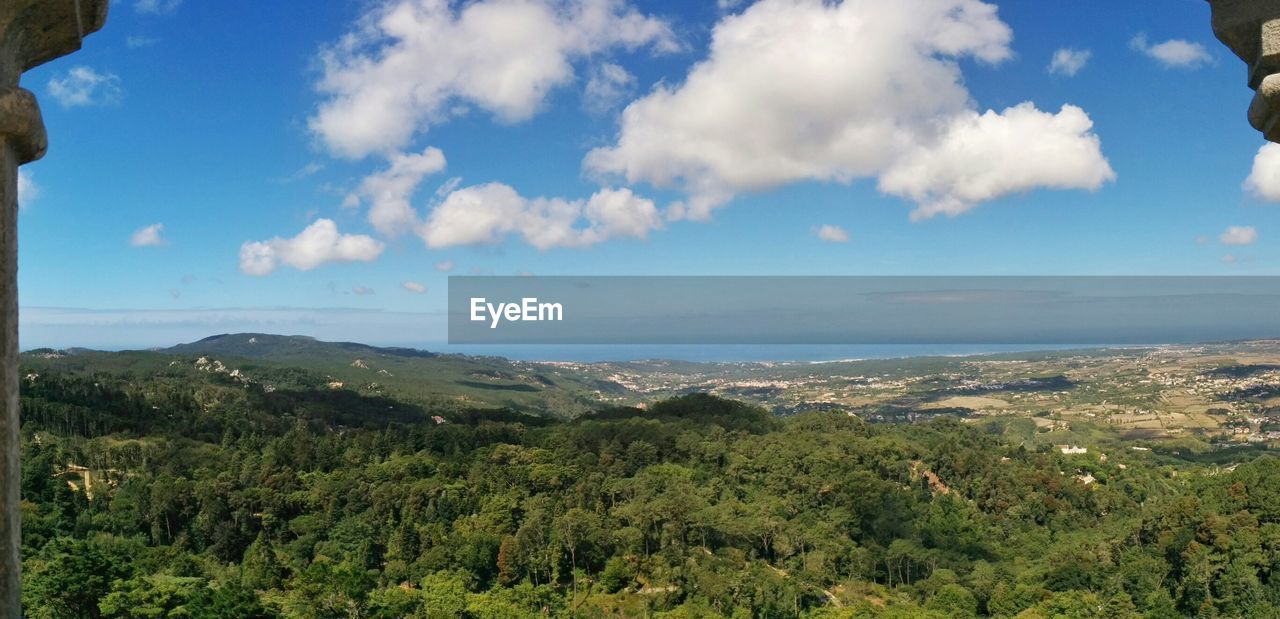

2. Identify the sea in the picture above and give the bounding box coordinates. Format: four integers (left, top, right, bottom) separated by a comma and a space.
421, 343, 1113, 363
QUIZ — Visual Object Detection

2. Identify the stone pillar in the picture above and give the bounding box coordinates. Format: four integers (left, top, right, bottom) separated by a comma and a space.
0, 2, 107, 615
1207, 0, 1280, 141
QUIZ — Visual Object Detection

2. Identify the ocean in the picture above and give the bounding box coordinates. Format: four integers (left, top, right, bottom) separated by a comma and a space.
420, 343, 1110, 363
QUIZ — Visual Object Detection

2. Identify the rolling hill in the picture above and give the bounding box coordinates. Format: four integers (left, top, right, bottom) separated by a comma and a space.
22, 333, 627, 417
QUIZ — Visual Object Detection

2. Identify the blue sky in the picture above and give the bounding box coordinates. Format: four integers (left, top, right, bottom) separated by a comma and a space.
15, 0, 1280, 349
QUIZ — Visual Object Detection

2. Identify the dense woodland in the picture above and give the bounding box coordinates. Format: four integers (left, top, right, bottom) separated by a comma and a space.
15, 361, 1280, 618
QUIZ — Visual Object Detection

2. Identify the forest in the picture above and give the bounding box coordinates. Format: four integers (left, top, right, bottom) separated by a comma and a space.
15, 360, 1280, 618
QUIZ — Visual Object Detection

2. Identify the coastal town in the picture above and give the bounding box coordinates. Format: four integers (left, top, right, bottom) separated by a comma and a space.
539, 341, 1280, 451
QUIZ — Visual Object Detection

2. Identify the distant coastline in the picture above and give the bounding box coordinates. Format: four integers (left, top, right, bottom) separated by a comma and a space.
421, 343, 1111, 363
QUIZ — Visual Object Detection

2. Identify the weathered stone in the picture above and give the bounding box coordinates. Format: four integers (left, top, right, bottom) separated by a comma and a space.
0, 88, 46, 164
0, 2, 108, 616
0, 120, 19, 619
1249, 74, 1280, 141
0, 0, 109, 80
1207, 0, 1280, 141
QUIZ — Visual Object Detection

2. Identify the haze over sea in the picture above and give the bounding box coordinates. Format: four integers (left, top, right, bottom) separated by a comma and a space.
20, 308, 1113, 362
430, 343, 1106, 363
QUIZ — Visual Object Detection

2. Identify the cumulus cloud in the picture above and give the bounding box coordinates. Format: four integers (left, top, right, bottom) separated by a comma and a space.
814, 224, 849, 243
1220, 226, 1258, 246
344, 147, 447, 236
435, 260, 455, 272
1130, 33, 1211, 69
402, 281, 427, 293
586, 0, 1114, 220
129, 223, 167, 247
1048, 48, 1090, 77
310, 0, 677, 159
881, 104, 1115, 219
239, 219, 385, 276
352, 285, 376, 295
338, 147, 661, 248
47, 66, 124, 108
17, 170, 37, 210
1244, 143, 1280, 201
420, 184, 661, 249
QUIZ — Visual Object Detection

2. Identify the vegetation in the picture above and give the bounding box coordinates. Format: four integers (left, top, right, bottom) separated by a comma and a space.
24, 333, 626, 418
16, 351, 1280, 618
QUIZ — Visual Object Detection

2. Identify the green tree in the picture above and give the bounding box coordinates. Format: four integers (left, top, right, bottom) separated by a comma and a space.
23, 537, 126, 619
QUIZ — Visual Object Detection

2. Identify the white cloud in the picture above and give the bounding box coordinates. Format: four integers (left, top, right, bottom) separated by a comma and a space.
586, 0, 1113, 221
1130, 33, 1211, 69
881, 103, 1115, 219
1221, 254, 1238, 264
581, 186, 663, 240
435, 260, 456, 272
402, 281, 427, 293
135, 0, 183, 14
130, 223, 167, 247
1047, 48, 1090, 77
344, 147, 447, 236
420, 184, 660, 249
814, 224, 849, 243
239, 219, 385, 276
1244, 143, 1280, 201
1220, 226, 1258, 246
352, 285, 376, 295
419, 183, 534, 247
47, 66, 124, 108
17, 170, 38, 210
310, 0, 677, 159
584, 62, 635, 113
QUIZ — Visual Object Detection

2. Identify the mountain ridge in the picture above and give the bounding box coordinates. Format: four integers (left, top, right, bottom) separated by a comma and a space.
162, 332, 442, 360
20, 332, 624, 417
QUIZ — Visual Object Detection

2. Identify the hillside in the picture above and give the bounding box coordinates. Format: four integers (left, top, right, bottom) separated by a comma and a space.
15, 336, 1280, 616
16, 351, 1280, 617
25, 336, 1280, 454
23, 333, 625, 417
162, 333, 441, 361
